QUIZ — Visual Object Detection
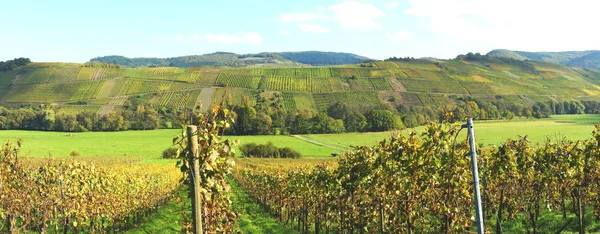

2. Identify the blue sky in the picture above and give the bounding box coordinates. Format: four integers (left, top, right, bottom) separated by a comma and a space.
1, 0, 599, 62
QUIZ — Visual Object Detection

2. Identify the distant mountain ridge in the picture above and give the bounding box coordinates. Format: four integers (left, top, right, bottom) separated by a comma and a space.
89, 51, 371, 67
488, 49, 600, 70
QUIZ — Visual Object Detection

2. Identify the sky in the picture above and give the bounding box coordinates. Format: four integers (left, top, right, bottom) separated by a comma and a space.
1, 0, 599, 62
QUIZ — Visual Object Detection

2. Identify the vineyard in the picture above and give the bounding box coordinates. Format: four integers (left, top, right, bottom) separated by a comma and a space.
399, 93, 423, 106
251, 68, 332, 77
3, 57, 600, 119
416, 93, 449, 107
330, 68, 359, 78
57, 105, 102, 115
281, 92, 298, 111
258, 76, 311, 92
212, 88, 258, 107
233, 122, 600, 233
0, 141, 182, 233
460, 81, 496, 95
215, 73, 260, 89
312, 91, 383, 112
291, 92, 316, 112
155, 90, 202, 108
116, 79, 197, 96
399, 78, 470, 94
70, 81, 105, 100
0, 71, 16, 85
15, 67, 81, 84
6, 83, 79, 102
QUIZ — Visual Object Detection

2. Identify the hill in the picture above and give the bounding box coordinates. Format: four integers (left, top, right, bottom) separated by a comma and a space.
89, 51, 371, 67
488, 49, 600, 70
2, 56, 600, 121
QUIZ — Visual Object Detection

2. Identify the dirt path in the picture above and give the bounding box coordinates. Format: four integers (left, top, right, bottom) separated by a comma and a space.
291, 135, 350, 152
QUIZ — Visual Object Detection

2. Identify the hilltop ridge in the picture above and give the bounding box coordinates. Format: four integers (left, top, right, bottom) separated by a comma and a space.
89, 51, 371, 68
488, 49, 600, 71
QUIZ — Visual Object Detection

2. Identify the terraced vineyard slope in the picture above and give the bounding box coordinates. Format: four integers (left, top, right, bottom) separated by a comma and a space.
2, 57, 600, 116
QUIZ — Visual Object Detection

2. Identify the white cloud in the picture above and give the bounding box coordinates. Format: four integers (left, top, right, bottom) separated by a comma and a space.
328, 1, 385, 30
280, 30, 291, 36
189, 34, 203, 40
404, 0, 600, 51
297, 24, 330, 34
175, 34, 183, 41
384, 1, 401, 10
280, 12, 323, 22
386, 31, 413, 41
204, 32, 263, 45
280, 1, 386, 32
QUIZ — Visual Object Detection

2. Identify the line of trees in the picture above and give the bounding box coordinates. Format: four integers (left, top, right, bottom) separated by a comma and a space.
398, 98, 598, 128
2, 94, 599, 134
0, 57, 31, 72
226, 96, 402, 136
0, 104, 190, 132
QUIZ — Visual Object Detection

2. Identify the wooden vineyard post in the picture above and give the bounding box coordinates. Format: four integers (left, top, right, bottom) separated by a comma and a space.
187, 125, 203, 234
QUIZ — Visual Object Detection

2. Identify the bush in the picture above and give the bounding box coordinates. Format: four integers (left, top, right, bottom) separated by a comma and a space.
162, 147, 179, 159
239, 142, 301, 158
278, 147, 301, 159
69, 150, 81, 157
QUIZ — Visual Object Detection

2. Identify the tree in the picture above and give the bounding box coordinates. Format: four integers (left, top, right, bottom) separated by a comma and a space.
233, 104, 258, 135
76, 111, 98, 131
289, 112, 312, 134
0, 116, 7, 130
402, 114, 419, 128
327, 102, 350, 120
140, 108, 160, 130
465, 101, 480, 119
36, 109, 56, 130
505, 110, 515, 120
365, 110, 400, 132
253, 113, 273, 135
524, 109, 533, 119
14, 108, 37, 130
311, 113, 345, 134
55, 113, 78, 132
344, 111, 367, 132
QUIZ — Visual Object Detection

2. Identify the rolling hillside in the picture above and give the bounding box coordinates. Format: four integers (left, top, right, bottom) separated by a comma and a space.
488, 49, 600, 71
89, 51, 370, 67
2, 57, 600, 117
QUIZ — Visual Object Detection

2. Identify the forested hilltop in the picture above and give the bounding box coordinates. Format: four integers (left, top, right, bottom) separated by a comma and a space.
2, 53, 600, 133
89, 51, 370, 67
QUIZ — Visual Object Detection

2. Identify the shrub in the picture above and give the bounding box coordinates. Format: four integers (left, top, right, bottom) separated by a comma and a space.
278, 147, 301, 159
239, 142, 301, 158
69, 150, 81, 157
162, 147, 179, 159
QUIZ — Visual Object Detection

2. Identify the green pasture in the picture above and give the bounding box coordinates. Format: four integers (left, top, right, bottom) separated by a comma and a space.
1, 115, 599, 161
0, 129, 334, 160
304, 115, 600, 149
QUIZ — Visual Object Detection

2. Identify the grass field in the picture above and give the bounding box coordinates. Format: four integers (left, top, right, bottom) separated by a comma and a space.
1, 115, 598, 162
303, 115, 600, 149
0, 129, 334, 160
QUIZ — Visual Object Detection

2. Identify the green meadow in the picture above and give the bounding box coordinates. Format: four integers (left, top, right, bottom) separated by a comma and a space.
1, 115, 598, 161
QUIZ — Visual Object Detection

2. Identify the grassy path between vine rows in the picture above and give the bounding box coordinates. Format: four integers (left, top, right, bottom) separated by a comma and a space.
127, 180, 295, 233
229, 178, 298, 234
125, 190, 185, 233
